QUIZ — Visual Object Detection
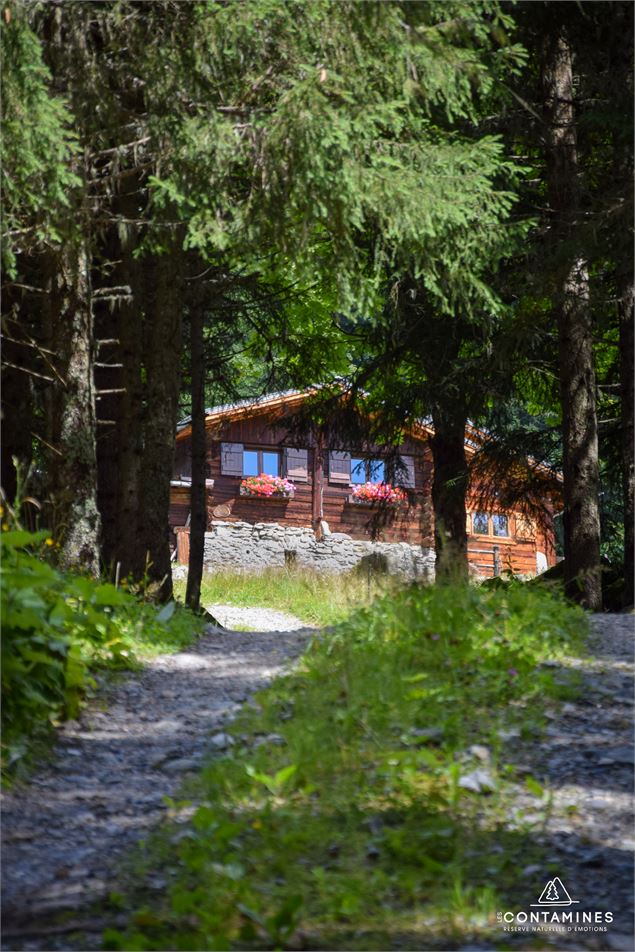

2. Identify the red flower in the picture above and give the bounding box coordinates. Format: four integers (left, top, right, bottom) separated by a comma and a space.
240, 474, 295, 498
351, 481, 406, 505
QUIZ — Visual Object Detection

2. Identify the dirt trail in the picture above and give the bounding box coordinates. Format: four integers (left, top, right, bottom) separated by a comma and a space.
1, 611, 632, 951
504, 613, 634, 950
1, 614, 313, 948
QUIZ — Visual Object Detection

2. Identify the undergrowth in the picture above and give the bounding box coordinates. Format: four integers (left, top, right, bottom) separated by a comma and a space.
1, 527, 201, 782
105, 583, 586, 951
173, 566, 395, 627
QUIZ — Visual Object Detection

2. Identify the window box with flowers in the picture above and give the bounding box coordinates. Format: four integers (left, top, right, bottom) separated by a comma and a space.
239, 473, 295, 500
348, 482, 407, 507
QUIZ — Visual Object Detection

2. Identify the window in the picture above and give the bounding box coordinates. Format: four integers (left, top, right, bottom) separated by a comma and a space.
472, 512, 489, 535
243, 448, 280, 477
470, 511, 511, 537
351, 457, 385, 484
350, 458, 365, 484
492, 514, 509, 537
369, 459, 385, 482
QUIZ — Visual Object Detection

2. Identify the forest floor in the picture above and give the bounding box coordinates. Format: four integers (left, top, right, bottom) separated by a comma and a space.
1, 610, 633, 951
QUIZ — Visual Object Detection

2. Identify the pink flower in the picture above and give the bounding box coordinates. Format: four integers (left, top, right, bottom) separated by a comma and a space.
240, 473, 295, 498
507, 668, 519, 678
351, 481, 405, 505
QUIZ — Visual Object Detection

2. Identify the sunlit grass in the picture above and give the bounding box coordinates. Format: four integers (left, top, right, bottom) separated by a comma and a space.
173, 565, 396, 627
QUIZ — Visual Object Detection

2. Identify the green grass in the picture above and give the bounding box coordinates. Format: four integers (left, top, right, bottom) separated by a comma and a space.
173, 566, 395, 627
121, 600, 200, 659
104, 582, 586, 951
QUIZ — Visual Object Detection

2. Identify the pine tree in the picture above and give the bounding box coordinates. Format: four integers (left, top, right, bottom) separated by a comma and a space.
498, 1, 633, 606
541, 28, 601, 609
1, 4, 79, 507
151, 0, 526, 577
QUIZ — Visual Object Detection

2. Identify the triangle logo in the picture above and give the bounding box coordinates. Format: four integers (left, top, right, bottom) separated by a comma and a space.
531, 877, 579, 907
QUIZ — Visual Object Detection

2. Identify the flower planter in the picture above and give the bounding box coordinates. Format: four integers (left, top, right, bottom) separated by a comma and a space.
347, 495, 402, 508
348, 482, 407, 507
239, 474, 295, 500
239, 489, 293, 501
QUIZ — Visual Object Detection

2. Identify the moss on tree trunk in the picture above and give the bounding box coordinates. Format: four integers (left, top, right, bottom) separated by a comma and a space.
48, 242, 101, 575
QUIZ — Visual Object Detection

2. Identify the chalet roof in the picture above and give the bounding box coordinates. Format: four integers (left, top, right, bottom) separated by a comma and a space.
175, 385, 435, 448
175, 386, 485, 450
176, 388, 304, 432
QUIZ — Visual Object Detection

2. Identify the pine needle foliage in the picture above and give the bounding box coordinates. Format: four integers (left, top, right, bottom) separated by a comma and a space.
148, 1, 527, 314
1, 5, 79, 276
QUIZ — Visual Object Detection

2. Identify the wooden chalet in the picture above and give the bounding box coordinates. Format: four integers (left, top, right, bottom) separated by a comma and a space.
170, 389, 558, 578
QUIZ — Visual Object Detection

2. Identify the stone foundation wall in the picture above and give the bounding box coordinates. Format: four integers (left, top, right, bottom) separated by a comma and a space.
201, 520, 435, 581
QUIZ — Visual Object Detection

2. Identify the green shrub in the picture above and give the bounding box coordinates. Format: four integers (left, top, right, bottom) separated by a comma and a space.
1, 528, 199, 779
107, 583, 586, 950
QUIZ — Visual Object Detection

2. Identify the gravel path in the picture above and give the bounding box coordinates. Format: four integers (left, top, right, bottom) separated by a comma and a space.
502, 613, 634, 950
1, 609, 632, 951
1, 614, 314, 948
207, 604, 307, 631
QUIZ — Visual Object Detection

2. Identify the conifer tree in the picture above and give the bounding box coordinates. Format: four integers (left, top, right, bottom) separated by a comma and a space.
1, 3, 79, 509
499, 1, 633, 607
150, 0, 526, 578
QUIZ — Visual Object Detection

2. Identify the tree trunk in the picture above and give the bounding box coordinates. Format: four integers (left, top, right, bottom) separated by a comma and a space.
114, 252, 145, 579
48, 242, 101, 574
34, 5, 99, 572
134, 245, 184, 600
542, 31, 602, 610
619, 279, 634, 607
94, 239, 121, 574
185, 302, 206, 612
412, 288, 470, 584
0, 323, 33, 508
95, 216, 145, 580
430, 407, 469, 583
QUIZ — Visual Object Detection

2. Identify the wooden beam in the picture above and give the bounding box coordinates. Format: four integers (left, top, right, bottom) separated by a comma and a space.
312, 436, 324, 528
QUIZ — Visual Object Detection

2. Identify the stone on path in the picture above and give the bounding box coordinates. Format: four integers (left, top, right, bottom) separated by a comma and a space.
458, 768, 496, 793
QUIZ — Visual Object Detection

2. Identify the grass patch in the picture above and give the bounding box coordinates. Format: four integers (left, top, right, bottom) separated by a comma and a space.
105, 582, 586, 951
173, 566, 395, 627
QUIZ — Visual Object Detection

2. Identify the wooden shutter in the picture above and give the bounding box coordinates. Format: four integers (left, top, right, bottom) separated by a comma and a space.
398, 454, 416, 488
328, 450, 351, 484
220, 442, 243, 476
515, 515, 534, 540
284, 447, 309, 482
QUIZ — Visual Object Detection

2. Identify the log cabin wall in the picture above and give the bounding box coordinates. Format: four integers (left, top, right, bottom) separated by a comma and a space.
170, 405, 558, 576
464, 501, 557, 577
201, 413, 433, 545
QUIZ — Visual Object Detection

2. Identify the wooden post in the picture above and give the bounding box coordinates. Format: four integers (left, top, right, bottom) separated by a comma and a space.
175, 526, 190, 565
312, 433, 324, 531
